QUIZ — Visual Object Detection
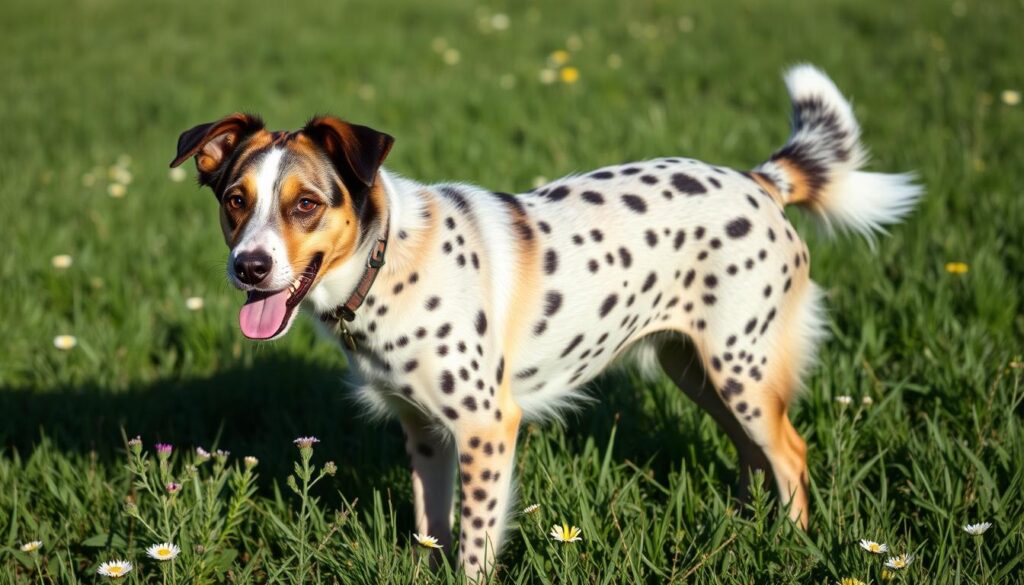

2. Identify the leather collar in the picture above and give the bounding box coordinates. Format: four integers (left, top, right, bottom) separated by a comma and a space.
327, 219, 389, 324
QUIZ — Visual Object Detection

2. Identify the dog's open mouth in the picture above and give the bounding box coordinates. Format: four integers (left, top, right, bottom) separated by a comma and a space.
238, 253, 323, 340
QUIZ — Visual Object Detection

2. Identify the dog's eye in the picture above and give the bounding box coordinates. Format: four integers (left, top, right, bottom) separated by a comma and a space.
297, 198, 319, 213
227, 195, 245, 210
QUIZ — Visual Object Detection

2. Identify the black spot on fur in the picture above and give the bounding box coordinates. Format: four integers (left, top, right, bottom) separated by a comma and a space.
672, 173, 706, 195
618, 247, 632, 268
582, 191, 604, 205
546, 185, 570, 201
475, 311, 487, 335
544, 249, 558, 274
599, 294, 618, 318
621, 194, 647, 213
590, 170, 614, 179
441, 371, 455, 394
544, 291, 562, 317
683, 269, 696, 288
645, 230, 658, 247
726, 217, 751, 238
560, 334, 584, 358
641, 272, 657, 293
722, 378, 744, 399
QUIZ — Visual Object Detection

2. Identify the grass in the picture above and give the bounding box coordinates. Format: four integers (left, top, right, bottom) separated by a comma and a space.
1, 0, 1023, 582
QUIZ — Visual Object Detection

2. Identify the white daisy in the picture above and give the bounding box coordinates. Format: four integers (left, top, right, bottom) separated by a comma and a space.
858, 539, 888, 554
19, 541, 42, 552
97, 560, 133, 578
185, 297, 204, 311
51, 254, 73, 269
550, 523, 583, 543
963, 522, 992, 535
490, 13, 509, 31
146, 542, 180, 561
53, 335, 78, 350
885, 553, 915, 570
835, 395, 853, 406
413, 533, 443, 549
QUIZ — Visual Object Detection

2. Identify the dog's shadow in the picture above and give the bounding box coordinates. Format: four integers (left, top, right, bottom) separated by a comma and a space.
0, 351, 727, 517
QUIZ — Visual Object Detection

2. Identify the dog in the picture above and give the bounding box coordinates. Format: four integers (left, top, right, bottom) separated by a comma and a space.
171, 65, 920, 577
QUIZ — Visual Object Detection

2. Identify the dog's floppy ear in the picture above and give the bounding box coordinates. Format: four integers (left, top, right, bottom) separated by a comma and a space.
303, 116, 394, 188
170, 113, 265, 185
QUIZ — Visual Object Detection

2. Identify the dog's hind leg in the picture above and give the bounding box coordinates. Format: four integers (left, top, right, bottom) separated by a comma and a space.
658, 335, 772, 501
665, 277, 825, 528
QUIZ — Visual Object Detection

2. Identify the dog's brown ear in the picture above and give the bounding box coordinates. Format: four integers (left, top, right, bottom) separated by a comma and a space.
170, 113, 265, 184
303, 116, 394, 188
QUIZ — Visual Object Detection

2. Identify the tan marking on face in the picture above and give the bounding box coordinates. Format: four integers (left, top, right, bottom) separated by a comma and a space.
277, 162, 360, 281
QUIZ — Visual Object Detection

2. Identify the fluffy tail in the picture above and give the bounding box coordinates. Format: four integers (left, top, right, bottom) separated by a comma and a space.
752, 65, 922, 240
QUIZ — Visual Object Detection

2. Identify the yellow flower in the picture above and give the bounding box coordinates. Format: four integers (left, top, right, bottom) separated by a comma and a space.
839, 579, 867, 585
97, 560, 133, 578
20, 541, 43, 553
550, 523, 583, 543
1002, 90, 1021, 106
108, 183, 127, 198
549, 50, 570, 66
442, 48, 460, 65
945, 262, 969, 275
560, 67, 580, 84
413, 533, 443, 549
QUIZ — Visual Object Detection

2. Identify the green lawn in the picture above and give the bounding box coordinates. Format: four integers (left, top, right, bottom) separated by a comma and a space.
1, 0, 1022, 582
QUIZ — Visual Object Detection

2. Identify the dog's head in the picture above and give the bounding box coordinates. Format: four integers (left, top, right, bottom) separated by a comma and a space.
170, 113, 394, 340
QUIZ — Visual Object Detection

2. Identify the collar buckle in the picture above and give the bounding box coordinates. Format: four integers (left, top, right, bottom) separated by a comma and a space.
367, 238, 387, 269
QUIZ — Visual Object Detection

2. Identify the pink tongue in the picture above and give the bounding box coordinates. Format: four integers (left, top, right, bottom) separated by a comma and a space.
239, 289, 291, 339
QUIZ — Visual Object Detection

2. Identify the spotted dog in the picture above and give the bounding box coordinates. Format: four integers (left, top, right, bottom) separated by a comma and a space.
171, 65, 920, 578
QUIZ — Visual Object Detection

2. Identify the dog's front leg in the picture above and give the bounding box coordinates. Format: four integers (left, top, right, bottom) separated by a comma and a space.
400, 413, 457, 551
455, 401, 522, 580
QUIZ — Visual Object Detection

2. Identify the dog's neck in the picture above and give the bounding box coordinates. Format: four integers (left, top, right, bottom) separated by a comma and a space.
306, 168, 427, 320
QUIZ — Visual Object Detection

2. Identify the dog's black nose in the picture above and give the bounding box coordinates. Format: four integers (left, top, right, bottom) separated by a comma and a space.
234, 251, 272, 285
